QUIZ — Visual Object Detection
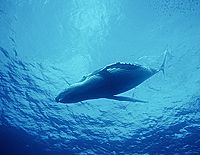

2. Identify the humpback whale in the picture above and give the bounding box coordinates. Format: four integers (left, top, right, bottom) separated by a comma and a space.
55, 52, 167, 104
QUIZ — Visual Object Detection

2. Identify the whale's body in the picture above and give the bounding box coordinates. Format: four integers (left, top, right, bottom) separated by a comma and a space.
55, 53, 166, 104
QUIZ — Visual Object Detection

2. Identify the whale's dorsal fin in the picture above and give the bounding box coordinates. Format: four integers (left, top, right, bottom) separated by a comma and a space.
81, 62, 142, 81
105, 95, 148, 103
104, 62, 141, 71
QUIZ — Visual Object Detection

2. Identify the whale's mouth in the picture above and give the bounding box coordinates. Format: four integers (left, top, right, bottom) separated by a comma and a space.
55, 90, 67, 103
55, 96, 62, 103
55, 96, 59, 102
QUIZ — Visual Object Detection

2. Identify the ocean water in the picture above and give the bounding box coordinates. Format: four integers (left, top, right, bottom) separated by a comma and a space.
0, 0, 200, 155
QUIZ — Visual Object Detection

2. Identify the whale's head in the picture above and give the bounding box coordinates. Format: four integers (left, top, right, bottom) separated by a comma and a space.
55, 83, 85, 103
55, 89, 70, 103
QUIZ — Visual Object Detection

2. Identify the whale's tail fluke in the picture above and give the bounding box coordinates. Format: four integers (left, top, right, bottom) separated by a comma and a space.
158, 50, 167, 75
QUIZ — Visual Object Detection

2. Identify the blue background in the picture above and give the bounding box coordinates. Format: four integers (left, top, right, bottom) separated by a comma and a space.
0, 0, 200, 155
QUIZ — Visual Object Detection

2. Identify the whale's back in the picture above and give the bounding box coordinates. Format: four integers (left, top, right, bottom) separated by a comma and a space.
80, 62, 157, 96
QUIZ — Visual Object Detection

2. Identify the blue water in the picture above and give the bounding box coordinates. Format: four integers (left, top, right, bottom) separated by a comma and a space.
1, 0, 200, 155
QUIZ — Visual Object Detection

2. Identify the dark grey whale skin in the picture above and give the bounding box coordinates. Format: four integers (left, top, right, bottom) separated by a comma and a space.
55, 54, 166, 104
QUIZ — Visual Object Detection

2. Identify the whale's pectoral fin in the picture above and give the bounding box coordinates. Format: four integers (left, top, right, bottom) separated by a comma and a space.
106, 95, 148, 103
